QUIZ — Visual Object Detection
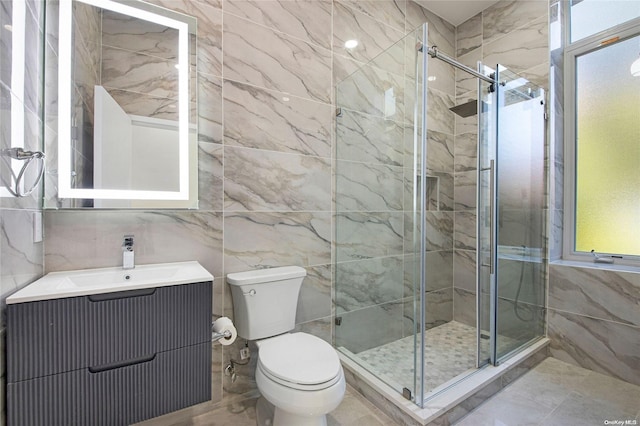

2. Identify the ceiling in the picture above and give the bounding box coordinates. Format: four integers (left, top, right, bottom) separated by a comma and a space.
415, 0, 501, 26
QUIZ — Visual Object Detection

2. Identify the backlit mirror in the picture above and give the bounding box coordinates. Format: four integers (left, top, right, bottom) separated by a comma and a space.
44, 0, 198, 208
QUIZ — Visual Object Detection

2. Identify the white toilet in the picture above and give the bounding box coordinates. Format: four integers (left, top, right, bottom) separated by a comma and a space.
227, 266, 345, 426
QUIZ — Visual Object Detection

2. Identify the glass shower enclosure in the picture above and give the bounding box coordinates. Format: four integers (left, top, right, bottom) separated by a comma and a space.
334, 23, 547, 406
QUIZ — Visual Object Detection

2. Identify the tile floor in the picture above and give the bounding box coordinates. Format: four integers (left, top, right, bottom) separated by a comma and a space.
454, 357, 640, 426
140, 357, 639, 425
167, 384, 397, 426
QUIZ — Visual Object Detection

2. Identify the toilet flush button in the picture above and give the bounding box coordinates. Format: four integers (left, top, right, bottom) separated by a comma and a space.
243, 289, 256, 296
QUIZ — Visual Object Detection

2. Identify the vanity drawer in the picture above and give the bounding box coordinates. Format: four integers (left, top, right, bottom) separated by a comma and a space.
7, 281, 212, 382
7, 342, 211, 426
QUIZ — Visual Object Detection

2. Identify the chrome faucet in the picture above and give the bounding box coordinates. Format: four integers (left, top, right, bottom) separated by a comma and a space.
123, 235, 135, 269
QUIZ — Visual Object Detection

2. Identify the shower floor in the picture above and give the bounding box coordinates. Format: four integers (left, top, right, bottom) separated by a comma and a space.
354, 321, 478, 392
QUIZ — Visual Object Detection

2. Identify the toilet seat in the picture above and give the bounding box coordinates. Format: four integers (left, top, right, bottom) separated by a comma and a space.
257, 333, 342, 391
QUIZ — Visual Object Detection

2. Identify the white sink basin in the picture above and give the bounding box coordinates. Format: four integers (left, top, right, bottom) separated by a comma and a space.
7, 261, 213, 304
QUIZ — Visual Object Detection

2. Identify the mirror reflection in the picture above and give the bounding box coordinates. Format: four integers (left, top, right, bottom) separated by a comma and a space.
45, 0, 197, 208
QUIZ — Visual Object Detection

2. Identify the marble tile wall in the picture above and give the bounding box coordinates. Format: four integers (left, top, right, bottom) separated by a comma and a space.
452, 0, 549, 327
547, 0, 640, 388
0, 1, 46, 424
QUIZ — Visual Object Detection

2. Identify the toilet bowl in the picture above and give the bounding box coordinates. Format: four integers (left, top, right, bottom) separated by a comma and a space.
255, 333, 345, 426
226, 267, 346, 426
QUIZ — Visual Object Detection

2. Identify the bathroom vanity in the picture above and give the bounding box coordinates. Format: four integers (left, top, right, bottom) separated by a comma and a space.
5, 261, 213, 426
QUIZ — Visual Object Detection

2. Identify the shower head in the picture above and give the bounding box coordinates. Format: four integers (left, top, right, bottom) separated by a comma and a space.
450, 99, 477, 118
449, 99, 490, 118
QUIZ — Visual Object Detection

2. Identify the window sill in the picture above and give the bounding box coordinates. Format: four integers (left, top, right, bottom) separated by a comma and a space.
550, 259, 640, 274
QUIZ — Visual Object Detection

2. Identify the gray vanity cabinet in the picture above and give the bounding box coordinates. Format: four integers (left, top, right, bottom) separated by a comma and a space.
6, 281, 212, 426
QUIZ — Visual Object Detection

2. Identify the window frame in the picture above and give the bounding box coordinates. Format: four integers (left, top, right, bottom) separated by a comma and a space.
563, 15, 640, 265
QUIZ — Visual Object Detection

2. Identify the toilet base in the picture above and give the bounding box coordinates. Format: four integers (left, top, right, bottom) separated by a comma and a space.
256, 396, 327, 426
273, 407, 327, 426
256, 397, 275, 426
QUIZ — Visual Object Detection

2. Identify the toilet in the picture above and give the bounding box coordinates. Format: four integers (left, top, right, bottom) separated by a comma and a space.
227, 266, 345, 426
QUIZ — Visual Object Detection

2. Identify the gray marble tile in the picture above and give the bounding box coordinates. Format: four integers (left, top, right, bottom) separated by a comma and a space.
197, 142, 223, 211
483, 15, 549, 76
296, 263, 331, 324
454, 170, 476, 211
0, 209, 44, 300
224, 80, 332, 158
425, 287, 453, 329
483, 0, 548, 45
101, 10, 178, 60
424, 250, 454, 293
549, 264, 640, 327
101, 46, 179, 100
336, 109, 403, 166
426, 88, 455, 134
549, 209, 563, 261
425, 130, 454, 173
454, 211, 476, 250
577, 369, 640, 415
224, 146, 331, 212
455, 48, 482, 98
518, 62, 550, 92
0, 1, 12, 88
340, 0, 406, 32
426, 56, 455, 96
224, 13, 331, 103
456, 13, 482, 57
198, 73, 223, 144
416, 171, 453, 212
423, 211, 454, 251
336, 255, 404, 313
149, 0, 223, 78
498, 259, 545, 306
540, 392, 637, 426
454, 249, 476, 293
548, 309, 640, 386
405, 1, 455, 57
336, 160, 403, 212
225, 0, 332, 50
44, 210, 223, 277
23, 6, 43, 118
453, 287, 476, 327
336, 212, 403, 262
223, 211, 330, 274
333, 54, 366, 86
333, 2, 404, 73
105, 89, 180, 121
335, 301, 404, 353
294, 316, 332, 344
454, 132, 477, 173
336, 57, 405, 121
455, 385, 552, 426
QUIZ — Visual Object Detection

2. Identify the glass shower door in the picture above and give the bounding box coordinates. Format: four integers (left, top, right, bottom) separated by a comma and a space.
494, 67, 546, 360
334, 25, 426, 403
478, 65, 547, 364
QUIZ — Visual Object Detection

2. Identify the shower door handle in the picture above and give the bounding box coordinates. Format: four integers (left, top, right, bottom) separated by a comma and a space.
488, 160, 495, 275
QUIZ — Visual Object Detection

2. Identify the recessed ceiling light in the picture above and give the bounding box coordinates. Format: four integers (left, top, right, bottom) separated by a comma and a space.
282, 96, 290, 102
428, 76, 437, 81
344, 39, 358, 49
4, 24, 12, 32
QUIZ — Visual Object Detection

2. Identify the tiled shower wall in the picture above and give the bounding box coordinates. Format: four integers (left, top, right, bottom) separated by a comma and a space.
42, 0, 459, 411
0, 1, 45, 424
452, 0, 550, 327
548, 0, 640, 386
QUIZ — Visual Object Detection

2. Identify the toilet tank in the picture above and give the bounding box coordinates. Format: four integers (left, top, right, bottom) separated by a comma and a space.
226, 266, 306, 340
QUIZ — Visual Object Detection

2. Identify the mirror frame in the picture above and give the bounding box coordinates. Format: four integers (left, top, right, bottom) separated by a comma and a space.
57, 0, 192, 201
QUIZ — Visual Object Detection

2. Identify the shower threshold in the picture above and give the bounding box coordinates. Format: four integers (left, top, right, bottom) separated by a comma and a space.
339, 337, 549, 425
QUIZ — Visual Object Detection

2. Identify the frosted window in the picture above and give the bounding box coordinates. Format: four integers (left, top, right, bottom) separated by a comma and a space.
575, 35, 640, 256
571, 0, 640, 42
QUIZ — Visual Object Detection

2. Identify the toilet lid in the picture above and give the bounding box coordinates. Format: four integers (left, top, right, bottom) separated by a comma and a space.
258, 333, 341, 385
